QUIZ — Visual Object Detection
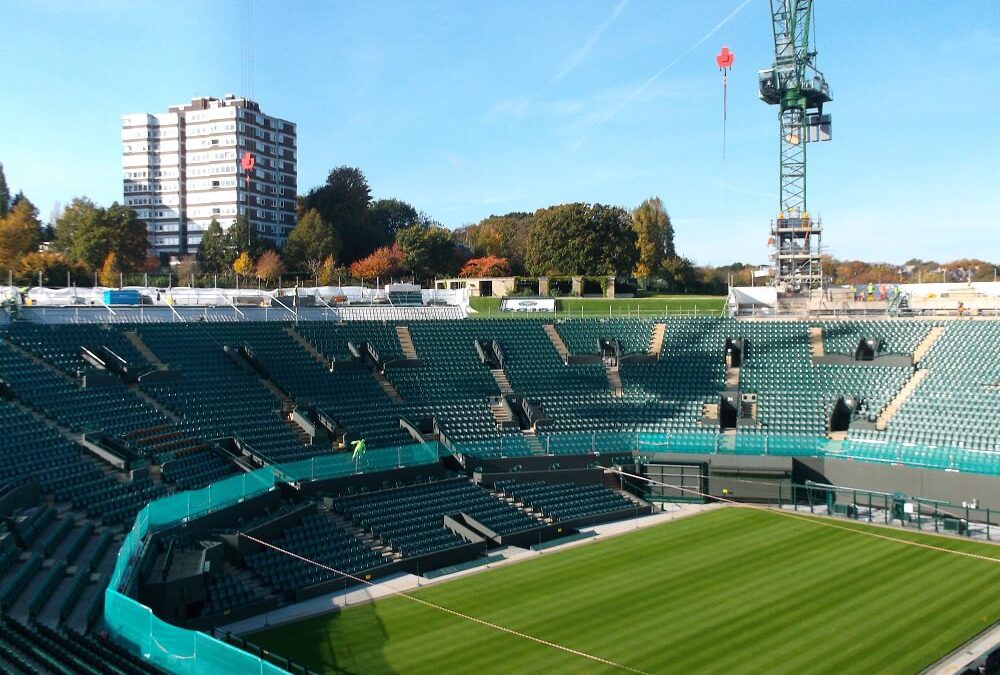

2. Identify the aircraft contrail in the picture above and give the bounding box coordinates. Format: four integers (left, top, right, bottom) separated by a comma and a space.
574, 0, 755, 148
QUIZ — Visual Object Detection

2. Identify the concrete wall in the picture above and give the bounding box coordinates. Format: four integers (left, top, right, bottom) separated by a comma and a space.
821, 458, 1000, 511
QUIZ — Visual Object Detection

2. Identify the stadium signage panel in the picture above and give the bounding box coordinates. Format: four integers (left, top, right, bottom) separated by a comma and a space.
500, 297, 556, 312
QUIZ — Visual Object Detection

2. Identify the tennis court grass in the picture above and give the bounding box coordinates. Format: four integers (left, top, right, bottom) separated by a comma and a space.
250, 508, 1000, 674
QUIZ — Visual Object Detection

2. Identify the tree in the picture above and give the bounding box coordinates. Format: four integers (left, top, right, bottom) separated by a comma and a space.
255, 249, 286, 282
659, 256, 697, 293
98, 252, 121, 288
224, 215, 264, 260
16, 252, 85, 286
53, 197, 103, 268
174, 256, 200, 285
302, 166, 373, 264
317, 255, 339, 286
396, 225, 459, 279
52, 198, 149, 272
0, 162, 10, 218
196, 219, 229, 273
101, 203, 150, 271
369, 198, 419, 246
459, 255, 511, 278
526, 203, 637, 276
0, 197, 41, 272
632, 197, 673, 274
284, 209, 340, 274
455, 212, 533, 274
233, 251, 254, 279
349, 243, 403, 280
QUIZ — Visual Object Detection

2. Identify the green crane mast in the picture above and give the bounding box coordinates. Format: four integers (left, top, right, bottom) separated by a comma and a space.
759, 0, 832, 291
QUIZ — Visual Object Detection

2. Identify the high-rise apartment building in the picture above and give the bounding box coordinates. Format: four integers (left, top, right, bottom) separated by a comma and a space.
122, 95, 297, 260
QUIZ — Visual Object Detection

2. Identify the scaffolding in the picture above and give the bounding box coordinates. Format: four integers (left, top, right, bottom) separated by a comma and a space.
768, 209, 823, 291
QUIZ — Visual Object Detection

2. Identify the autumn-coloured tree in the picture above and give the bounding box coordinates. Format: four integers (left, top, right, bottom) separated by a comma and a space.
98, 252, 121, 288
633, 262, 652, 288
349, 243, 403, 280
173, 256, 200, 285
255, 249, 286, 282
458, 255, 511, 278
0, 198, 41, 271
16, 252, 86, 286
317, 255, 338, 286
233, 251, 254, 279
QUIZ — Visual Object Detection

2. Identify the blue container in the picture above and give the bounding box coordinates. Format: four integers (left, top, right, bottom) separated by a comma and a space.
102, 289, 141, 305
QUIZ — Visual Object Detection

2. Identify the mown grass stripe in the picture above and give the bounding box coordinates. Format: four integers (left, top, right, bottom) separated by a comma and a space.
252, 509, 1000, 675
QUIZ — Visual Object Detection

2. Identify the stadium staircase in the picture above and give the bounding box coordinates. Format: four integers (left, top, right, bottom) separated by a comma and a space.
876, 369, 928, 431
124, 330, 165, 369
283, 326, 331, 369
395, 325, 418, 360
913, 326, 945, 364
809, 326, 824, 359
605, 363, 623, 398
872, 328, 943, 431
490, 368, 512, 394
326, 510, 400, 561
230, 353, 315, 443
648, 322, 666, 357
543, 324, 570, 363
490, 399, 513, 426
373, 370, 404, 403
724, 364, 740, 388
4, 338, 79, 385
128, 387, 181, 423
522, 429, 545, 454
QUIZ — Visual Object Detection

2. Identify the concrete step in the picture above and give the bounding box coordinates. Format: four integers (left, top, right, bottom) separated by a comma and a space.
374, 370, 403, 403
542, 324, 570, 363
605, 365, 623, 398
126, 330, 166, 368
284, 326, 332, 369
395, 325, 418, 360
808, 326, 824, 359
522, 430, 545, 455
491, 369, 513, 394
490, 401, 512, 424
648, 323, 666, 356
877, 369, 928, 430
259, 377, 295, 414
913, 326, 945, 364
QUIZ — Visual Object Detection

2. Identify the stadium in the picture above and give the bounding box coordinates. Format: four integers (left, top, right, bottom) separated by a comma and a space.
2, 1, 999, 674
0, 292, 998, 674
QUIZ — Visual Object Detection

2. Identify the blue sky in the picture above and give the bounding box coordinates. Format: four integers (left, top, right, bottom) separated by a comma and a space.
1, 0, 997, 266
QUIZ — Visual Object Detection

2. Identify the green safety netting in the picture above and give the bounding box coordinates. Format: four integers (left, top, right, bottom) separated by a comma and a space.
453, 430, 1000, 475
105, 442, 442, 675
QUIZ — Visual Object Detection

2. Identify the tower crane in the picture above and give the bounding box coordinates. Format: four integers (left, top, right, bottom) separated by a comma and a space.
759, 0, 832, 291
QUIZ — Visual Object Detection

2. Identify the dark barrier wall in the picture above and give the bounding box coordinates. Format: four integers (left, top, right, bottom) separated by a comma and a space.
636, 454, 1000, 511
820, 458, 1000, 511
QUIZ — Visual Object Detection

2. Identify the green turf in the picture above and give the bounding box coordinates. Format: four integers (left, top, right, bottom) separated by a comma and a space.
249, 508, 1000, 674
468, 295, 726, 318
